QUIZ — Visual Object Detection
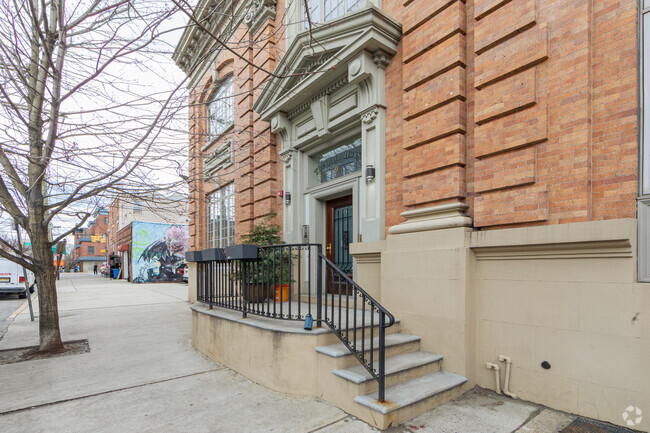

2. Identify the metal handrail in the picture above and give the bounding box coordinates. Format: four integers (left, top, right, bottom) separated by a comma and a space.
193, 243, 396, 402
318, 252, 395, 401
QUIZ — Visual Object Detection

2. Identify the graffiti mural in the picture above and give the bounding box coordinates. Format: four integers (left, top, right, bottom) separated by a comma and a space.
131, 222, 189, 283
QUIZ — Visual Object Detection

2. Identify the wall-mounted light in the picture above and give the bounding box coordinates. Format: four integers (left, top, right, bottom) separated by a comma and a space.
285, 192, 292, 205
365, 165, 376, 181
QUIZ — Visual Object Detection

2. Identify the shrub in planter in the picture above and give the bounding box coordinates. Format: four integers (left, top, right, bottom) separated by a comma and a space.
239, 214, 294, 303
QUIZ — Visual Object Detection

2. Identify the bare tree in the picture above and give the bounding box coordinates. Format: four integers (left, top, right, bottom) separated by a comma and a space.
0, 0, 189, 352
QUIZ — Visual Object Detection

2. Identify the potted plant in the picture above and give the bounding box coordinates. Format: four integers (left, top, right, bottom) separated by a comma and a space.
240, 214, 293, 303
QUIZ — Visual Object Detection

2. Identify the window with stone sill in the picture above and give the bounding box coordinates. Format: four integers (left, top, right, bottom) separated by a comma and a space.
207, 75, 234, 142
207, 183, 235, 249
303, 0, 365, 26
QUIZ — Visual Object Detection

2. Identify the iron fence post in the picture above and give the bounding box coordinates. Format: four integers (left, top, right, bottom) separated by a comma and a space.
378, 311, 386, 402
316, 244, 322, 328
197, 262, 202, 302
208, 262, 213, 310
242, 261, 247, 319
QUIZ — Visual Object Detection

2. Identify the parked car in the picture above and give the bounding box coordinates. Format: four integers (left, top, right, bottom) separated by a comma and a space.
0, 258, 35, 298
175, 262, 188, 283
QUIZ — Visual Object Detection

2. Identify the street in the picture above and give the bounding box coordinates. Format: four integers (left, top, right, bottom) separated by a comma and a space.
0, 295, 28, 341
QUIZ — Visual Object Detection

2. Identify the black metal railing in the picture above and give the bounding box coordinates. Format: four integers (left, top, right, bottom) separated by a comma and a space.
189, 243, 395, 401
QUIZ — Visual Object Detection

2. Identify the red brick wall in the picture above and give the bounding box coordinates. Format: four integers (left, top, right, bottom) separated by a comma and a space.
186, 0, 638, 243
187, 8, 285, 251
384, 0, 638, 231
107, 199, 119, 254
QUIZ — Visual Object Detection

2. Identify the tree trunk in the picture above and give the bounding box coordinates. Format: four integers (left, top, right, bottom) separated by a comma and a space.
35, 268, 64, 352
31, 223, 64, 353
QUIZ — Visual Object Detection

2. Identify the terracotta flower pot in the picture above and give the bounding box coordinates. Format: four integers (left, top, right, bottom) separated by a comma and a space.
275, 283, 289, 302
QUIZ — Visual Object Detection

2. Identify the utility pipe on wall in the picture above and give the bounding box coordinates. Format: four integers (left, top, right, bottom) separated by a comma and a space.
498, 355, 518, 399
486, 362, 501, 394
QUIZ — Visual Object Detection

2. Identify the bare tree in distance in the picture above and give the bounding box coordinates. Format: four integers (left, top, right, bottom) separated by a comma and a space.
0, 0, 191, 352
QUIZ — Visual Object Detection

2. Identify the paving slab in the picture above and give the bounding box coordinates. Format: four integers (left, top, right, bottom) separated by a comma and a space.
315, 417, 380, 433
518, 409, 576, 432
0, 275, 217, 413
398, 388, 540, 433
0, 369, 346, 433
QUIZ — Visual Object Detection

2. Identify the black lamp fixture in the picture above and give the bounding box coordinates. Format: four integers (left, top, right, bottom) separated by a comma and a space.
285, 191, 292, 205
365, 164, 376, 181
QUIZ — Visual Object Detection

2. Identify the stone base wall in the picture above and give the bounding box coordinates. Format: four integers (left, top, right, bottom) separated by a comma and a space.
353, 218, 649, 430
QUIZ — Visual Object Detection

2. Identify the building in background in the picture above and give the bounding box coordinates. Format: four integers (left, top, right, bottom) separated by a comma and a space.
107, 195, 188, 281
174, 0, 646, 430
72, 209, 108, 272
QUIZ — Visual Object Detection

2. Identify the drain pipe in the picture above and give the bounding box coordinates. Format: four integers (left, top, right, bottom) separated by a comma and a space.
498, 355, 518, 399
486, 362, 501, 394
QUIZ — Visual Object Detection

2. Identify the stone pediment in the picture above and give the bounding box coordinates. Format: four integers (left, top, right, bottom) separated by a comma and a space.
253, 6, 401, 122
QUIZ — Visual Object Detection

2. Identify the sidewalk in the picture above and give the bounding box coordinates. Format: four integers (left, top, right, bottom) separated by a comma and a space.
0, 274, 353, 433
0, 274, 630, 433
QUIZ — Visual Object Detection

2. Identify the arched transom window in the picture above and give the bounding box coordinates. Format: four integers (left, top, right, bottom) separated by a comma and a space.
207, 75, 234, 141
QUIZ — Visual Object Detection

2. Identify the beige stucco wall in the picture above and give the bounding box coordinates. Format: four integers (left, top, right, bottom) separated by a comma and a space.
353, 228, 475, 379
191, 305, 338, 396
187, 262, 197, 303
353, 218, 649, 430
471, 219, 648, 430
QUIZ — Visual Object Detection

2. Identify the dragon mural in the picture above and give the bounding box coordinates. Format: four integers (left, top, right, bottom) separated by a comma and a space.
134, 224, 189, 283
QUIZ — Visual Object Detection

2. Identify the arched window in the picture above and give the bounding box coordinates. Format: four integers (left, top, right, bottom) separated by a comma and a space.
303, 0, 365, 27
207, 75, 234, 141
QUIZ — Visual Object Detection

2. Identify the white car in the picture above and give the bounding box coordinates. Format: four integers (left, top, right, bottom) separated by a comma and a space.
0, 258, 35, 298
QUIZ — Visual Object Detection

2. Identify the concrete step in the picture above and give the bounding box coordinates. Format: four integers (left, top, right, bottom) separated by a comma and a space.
354, 371, 468, 429
332, 351, 442, 385
317, 333, 420, 358
321, 322, 401, 346
316, 332, 419, 369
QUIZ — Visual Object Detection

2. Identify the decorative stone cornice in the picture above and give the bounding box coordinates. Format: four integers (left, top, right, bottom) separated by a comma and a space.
244, 0, 276, 36
173, 0, 249, 87
253, 6, 402, 121
287, 76, 349, 120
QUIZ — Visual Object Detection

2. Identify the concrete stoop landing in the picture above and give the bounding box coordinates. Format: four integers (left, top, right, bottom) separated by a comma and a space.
191, 304, 469, 430
316, 332, 468, 430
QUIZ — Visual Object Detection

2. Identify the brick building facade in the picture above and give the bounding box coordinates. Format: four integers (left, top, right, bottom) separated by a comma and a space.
174, 0, 647, 429
72, 209, 108, 272
107, 196, 188, 281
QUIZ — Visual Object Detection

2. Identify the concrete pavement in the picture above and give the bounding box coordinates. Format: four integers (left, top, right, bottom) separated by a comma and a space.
0, 274, 582, 432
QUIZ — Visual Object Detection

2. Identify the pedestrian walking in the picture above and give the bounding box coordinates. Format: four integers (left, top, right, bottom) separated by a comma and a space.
93, 264, 98, 275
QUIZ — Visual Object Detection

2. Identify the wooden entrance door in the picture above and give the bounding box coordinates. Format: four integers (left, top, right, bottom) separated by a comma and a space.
325, 195, 353, 294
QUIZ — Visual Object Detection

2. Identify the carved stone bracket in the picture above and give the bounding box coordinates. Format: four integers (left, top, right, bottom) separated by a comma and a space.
244, 0, 276, 36
361, 108, 379, 124
372, 49, 391, 70
270, 113, 292, 145
280, 151, 293, 168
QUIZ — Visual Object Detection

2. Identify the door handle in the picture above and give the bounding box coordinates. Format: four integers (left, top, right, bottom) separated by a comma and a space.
326, 243, 332, 254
